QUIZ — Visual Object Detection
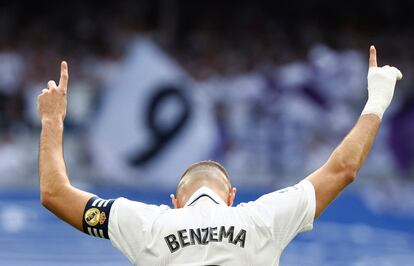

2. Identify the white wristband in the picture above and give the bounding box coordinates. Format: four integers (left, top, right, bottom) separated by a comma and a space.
361, 65, 402, 119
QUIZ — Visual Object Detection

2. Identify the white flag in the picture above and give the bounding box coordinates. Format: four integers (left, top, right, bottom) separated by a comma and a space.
89, 37, 218, 187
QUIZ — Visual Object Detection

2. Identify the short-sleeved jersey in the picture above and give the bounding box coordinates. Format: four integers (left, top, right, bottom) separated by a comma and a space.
90, 180, 315, 266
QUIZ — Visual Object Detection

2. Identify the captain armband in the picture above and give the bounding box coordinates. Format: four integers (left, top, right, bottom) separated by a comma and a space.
82, 196, 115, 239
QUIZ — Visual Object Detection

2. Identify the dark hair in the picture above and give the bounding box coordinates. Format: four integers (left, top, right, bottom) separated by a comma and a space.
180, 160, 230, 181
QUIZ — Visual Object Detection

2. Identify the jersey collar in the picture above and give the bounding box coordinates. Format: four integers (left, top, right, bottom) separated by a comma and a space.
184, 186, 227, 207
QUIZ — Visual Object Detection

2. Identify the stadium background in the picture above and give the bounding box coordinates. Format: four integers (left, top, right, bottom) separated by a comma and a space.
0, 1, 414, 265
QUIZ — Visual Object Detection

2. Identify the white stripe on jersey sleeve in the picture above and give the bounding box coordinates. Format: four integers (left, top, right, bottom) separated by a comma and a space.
93, 228, 100, 237
103, 200, 110, 207
87, 227, 93, 236
99, 229, 105, 238
97, 200, 107, 207
92, 198, 102, 207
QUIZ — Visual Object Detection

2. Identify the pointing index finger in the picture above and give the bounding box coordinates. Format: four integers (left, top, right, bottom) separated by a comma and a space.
369, 45, 377, 68
59, 61, 69, 90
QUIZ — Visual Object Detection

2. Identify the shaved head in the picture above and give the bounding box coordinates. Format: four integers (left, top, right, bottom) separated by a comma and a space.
174, 160, 234, 207
179, 160, 230, 183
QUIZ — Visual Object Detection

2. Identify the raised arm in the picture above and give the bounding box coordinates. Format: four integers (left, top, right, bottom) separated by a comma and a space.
38, 62, 94, 231
307, 46, 403, 218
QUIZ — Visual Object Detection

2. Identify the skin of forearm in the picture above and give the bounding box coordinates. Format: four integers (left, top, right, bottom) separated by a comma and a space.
328, 114, 381, 179
307, 114, 381, 218
39, 118, 70, 200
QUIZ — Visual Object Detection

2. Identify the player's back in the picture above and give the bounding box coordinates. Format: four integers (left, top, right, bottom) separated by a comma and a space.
108, 181, 315, 266
150, 196, 276, 265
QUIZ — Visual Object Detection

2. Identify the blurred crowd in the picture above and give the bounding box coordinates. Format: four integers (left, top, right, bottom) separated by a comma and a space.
0, 1, 414, 214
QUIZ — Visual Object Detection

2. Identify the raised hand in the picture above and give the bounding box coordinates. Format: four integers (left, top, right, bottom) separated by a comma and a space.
362, 46, 402, 119
37, 61, 69, 121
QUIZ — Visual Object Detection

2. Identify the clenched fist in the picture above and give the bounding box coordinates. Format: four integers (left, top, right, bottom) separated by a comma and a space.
38, 61, 69, 122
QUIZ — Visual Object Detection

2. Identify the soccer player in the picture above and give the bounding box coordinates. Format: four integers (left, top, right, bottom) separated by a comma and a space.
38, 46, 402, 265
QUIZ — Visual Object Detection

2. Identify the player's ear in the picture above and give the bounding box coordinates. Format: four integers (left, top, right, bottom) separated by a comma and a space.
170, 194, 179, 209
228, 187, 237, 206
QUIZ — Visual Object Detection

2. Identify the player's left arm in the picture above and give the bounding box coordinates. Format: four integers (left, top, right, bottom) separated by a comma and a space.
306, 46, 403, 219
38, 61, 95, 232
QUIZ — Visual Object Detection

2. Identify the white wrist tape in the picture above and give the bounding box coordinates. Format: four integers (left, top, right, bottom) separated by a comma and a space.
361, 65, 403, 119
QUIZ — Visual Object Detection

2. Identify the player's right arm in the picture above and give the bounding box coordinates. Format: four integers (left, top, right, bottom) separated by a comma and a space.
306, 46, 403, 218
38, 61, 95, 232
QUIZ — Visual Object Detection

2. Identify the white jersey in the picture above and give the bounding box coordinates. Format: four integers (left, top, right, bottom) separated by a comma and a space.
105, 179, 315, 266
